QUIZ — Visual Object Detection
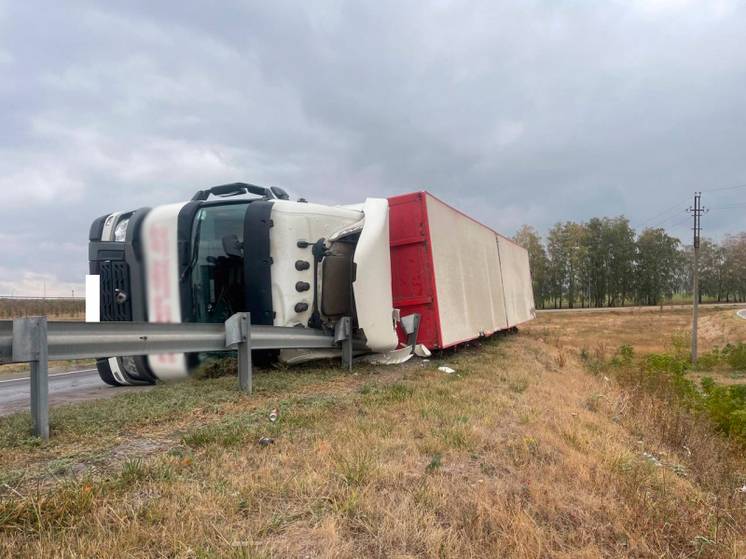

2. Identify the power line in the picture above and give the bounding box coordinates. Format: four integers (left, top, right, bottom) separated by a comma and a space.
635, 200, 686, 229
703, 182, 746, 193
635, 200, 688, 228
664, 214, 694, 232
709, 201, 746, 210
645, 208, 689, 230
658, 210, 689, 227
635, 183, 744, 230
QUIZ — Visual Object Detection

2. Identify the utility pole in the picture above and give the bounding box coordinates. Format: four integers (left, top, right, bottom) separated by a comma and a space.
688, 192, 706, 363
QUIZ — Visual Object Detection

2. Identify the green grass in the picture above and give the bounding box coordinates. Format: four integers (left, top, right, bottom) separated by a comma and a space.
594, 342, 746, 443
0, 363, 352, 450
0, 375, 242, 448
334, 448, 377, 487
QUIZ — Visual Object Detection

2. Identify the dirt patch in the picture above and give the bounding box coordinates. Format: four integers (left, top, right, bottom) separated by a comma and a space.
699, 310, 746, 348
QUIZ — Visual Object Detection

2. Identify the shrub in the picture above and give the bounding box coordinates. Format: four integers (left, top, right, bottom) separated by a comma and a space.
701, 384, 746, 438
726, 343, 746, 371
693, 351, 721, 371
700, 376, 715, 393
668, 331, 690, 360
590, 345, 746, 444
645, 353, 689, 375
609, 344, 634, 367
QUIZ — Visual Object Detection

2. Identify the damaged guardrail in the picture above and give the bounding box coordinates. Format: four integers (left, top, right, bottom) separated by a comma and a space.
0, 313, 354, 440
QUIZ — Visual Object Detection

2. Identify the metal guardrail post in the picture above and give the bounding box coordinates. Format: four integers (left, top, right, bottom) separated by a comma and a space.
0, 321, 12, 364
12, 317, 49, 440
225, 312, 252, 393
335, 316, 353, 371
238, 320, 252, 393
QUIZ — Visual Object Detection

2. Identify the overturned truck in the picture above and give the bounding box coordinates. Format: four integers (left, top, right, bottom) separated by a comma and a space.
88, 184, 535, 385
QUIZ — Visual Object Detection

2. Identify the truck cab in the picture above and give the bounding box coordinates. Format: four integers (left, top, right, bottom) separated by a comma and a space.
88, 182, 399, 385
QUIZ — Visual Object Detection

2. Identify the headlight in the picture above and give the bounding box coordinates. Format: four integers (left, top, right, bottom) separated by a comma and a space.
114, 218, 130, 242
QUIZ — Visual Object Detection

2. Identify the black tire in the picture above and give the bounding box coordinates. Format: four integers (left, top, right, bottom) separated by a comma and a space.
132, 356, 158, 383
119, 356, 156, 385
96, 359, 123, 387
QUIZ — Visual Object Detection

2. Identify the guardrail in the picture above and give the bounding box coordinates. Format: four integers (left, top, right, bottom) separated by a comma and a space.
0, 313, 355, 440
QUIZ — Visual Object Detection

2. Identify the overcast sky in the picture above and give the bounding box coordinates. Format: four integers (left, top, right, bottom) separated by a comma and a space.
1, 0, 745, 296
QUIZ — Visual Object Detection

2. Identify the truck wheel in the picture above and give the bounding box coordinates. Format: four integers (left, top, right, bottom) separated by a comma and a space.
96, 359, 123, 386
120, 356, 156, 385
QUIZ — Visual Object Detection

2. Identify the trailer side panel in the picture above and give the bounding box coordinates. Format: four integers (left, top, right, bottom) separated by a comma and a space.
425, 194, 508, 348
497, 235, 536, 327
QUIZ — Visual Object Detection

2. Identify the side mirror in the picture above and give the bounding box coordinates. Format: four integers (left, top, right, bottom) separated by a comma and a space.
222, 234, 244, 258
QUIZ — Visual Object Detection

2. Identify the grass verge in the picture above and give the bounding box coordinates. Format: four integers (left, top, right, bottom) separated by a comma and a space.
1, 324, 745, 557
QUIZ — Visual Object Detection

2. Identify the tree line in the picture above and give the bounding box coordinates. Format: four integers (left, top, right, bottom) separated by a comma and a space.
513, 218, 746, 308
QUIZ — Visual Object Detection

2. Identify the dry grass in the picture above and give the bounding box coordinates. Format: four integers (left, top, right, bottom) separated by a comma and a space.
528, 307, 746, 355
0, 360, 96, 379
0, 301, 90, 378
698, 311, 746, 351
0, 312, 745, 557
0, 298, 85, 320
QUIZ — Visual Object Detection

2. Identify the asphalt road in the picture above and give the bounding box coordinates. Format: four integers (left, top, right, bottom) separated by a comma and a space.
0, 368, 148, 416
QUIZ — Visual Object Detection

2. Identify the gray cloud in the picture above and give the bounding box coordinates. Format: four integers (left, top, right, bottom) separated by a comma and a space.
1, 0, 745, 295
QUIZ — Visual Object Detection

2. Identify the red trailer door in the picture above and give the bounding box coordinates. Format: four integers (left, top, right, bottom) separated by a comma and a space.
388, 192, 442, 349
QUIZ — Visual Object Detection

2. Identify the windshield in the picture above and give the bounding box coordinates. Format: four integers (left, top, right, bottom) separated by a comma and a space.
189, 203, 247, 323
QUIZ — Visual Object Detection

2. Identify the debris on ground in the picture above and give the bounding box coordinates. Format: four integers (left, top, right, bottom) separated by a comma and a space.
258, 437, 274, 447
642, 452, 662, 467
414, 344, 432, 358
269, 408, 279, 423
640, 451, 688, 477
360, 346, 414, 365
438, 366, 456, 374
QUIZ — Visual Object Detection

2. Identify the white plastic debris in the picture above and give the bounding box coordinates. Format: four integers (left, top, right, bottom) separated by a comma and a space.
414, 344, 432, 358
360, 346, 414, 365
642, 452, 662, 467
269, 408, 279, 423
739, 484, 746, 494
438, 366, 456, 374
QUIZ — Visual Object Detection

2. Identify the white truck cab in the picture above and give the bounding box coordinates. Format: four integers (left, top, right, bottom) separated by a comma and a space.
88, 183, 398, 384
